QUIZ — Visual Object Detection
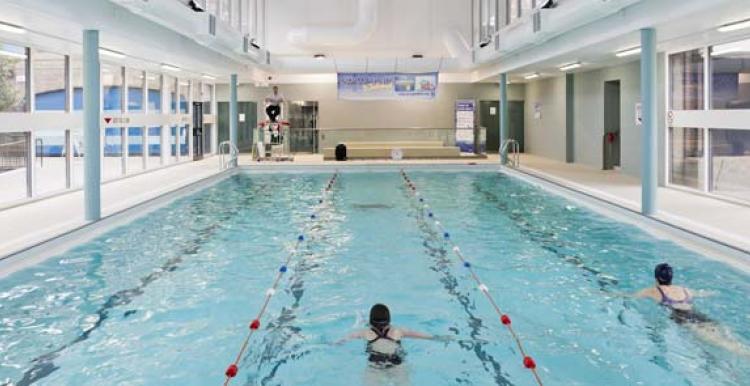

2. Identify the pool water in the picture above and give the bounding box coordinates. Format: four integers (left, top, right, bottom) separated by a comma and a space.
1, 171, 749, 386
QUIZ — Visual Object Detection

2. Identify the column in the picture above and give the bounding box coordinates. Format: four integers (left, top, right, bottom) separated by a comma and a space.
565, 73, 575, 163
499, 73, 509, 165
640, 28, 657, 216
230, 74, 238, 166
188, 80, 194, 160
83, 30, 101, 221
160, 74, 169, 166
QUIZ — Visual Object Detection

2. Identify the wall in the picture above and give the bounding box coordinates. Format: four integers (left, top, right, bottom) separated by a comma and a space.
574, 60, 642, 176
524, 76, 567, 161
216, 82, 526, 129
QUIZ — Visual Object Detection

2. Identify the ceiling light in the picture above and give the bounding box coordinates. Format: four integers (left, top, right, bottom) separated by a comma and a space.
615, 47, 641, 57
202, 74, 216, 80
0, 21, 26, 34
559, 62, 582, 71
524, 73, 540, 80
99, 48, 125, 59
161, 63, 181, 72
0, 49, 26, 59
718, 19, 750, 33
313, 54, 326, 60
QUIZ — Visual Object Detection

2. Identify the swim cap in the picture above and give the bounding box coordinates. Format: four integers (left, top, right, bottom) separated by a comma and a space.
369, 304, 390, 329
654, 263, 673, 285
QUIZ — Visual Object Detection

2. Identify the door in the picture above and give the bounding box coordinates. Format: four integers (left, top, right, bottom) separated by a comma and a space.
603, 80, 621, 169
509, 101, 525, 152
218, 101, 257, 152
287, 101, 319, 153
480, 101, 500, 152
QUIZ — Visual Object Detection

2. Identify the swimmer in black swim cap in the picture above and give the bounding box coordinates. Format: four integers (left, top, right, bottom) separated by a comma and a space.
634, 263, 750, 356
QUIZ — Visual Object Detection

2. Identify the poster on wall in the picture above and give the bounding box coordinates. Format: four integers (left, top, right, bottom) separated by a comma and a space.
337, 72, 439, 100
455, 99, 475, 153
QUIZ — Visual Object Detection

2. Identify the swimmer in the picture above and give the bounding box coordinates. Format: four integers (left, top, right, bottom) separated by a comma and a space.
338, 304, 439, 386
634, 263, 750, 356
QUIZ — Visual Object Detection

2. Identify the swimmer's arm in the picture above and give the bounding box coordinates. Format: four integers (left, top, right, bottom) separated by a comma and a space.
400, 329, 434, 340
334, 330, 367, 345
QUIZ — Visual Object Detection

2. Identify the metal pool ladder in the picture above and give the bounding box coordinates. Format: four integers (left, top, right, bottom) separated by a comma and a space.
501, 139, 520, 167
219, 141, 239, 170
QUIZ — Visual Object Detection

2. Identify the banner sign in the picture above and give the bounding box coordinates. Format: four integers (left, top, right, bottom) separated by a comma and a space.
455, 99, 475, 153
337, 72, 438, 100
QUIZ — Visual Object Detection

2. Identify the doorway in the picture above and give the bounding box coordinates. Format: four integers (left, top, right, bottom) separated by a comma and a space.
480, 100, 524, 153
287, 101, 319, 153
218, 101, 257, 152
603, 80, 621, 170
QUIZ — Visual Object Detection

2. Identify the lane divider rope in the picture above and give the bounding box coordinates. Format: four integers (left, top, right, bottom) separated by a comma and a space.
223, 171, 339, 385
399, 169, 544, 386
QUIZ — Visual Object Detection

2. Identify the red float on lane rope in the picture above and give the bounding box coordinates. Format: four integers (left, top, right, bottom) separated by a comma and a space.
225, 364, 238, 378
501, 314, 511, 325
524, 356, 537, 369
250, 319, 260, 330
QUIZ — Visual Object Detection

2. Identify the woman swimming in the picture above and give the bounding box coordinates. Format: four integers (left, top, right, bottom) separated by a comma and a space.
339, 304, 435, 367
635, 263, 749, 356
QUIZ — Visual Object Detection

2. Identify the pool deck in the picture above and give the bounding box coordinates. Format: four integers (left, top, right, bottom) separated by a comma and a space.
1, 152, 748, 266
515, 153, 750, 254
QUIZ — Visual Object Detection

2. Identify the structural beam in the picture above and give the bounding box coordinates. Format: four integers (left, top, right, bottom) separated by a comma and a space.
229, 73, 238, 166
83, 30, 101, 221
640, 28, 658, 216
499, 73, 509, 165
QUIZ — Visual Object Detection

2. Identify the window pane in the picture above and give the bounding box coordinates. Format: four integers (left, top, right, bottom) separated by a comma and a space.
180, 125, 189, 156
220, 0, 230, 23
711, 38, 750, 109
148, 126, 161, 166
670, 127, 704, 189
170, 126, 178, 161
0, 42, 27, 112
102, 65, 123, 112
103, 127, 123, 180
34, 129, 66, 195
148, 75, 161, 111
34, 52, 66, 111
127, 127, 144, 174
167, 76, 176, 113
71, 60, 83, 111
508, 0, 520, 24
710, 129, 750, 201
179, 80, 188, 114
128, 70, 144, 112
72, 130, 84, 187
670, 49, 704, 110
0, 133, 29, 203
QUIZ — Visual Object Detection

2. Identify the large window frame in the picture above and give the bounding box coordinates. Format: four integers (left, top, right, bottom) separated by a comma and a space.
666, 40, 750, 204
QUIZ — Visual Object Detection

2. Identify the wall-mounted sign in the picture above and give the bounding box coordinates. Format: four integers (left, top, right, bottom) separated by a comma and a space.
337, 72, 438, 100
533, 102, 542, 120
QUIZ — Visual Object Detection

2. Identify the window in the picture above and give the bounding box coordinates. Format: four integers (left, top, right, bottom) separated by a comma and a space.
127, 127, 145, 173
220, 0, 231, 23
711, 38, 750, 109
520, 0, 534, 17
71, 60, 83, 110
669, 127, 704, 189
148, 74, 161, 112
506, 0, 520, 25
128, 69, 144, 112
167, 76, 177, 113
670, 49, 704, 110
34, 51, 66, 111
103, 126, 123, 180
148, 126, 161, 164
179, 80, 189, 114
33, 129, 67, 195
102, 64, 123, 112
0, 133, 29, 203
0, 42, 27, 112
180, 125, 189, 156
710, 129, 750, 200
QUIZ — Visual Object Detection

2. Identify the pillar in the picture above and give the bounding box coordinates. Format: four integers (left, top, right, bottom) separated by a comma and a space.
83, 30, 101, 221
229, 74, 238, 166
641, 28, 657, 216
499, 73, 509, 165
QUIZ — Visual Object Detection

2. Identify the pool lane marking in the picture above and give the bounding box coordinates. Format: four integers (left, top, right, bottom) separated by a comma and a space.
223, 172, 339, 385
400, 170, 544, 386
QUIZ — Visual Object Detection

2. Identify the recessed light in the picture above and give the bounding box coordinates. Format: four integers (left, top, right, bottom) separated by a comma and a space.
313, 54, 326, 59
615, 47, 641, 57
0, 21, 26, 34
559, 62, 582, 71
524, 73, 540, 80
202, 74, 216, 80
99, 48, 125, 59
161, 63, 181, 72
718, 19, 750, 33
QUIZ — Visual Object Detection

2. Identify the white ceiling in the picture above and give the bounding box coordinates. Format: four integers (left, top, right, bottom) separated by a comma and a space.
266, 0, 471, 73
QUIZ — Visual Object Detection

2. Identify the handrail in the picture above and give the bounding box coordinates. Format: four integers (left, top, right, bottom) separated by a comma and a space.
501, 139, 520, 167
218, 141, 238, 170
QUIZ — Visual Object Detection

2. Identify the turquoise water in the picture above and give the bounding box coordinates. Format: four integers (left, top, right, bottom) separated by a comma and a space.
1, 171, 749, 386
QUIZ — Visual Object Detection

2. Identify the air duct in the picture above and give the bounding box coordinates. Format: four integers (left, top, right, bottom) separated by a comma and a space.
287, 0, 378, 47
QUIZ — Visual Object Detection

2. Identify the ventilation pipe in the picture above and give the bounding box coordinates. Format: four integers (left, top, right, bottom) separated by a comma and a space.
287, 0, 379, 47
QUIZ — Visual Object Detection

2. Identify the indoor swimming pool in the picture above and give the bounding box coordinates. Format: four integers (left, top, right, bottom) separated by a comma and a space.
1, 170, 749, 386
